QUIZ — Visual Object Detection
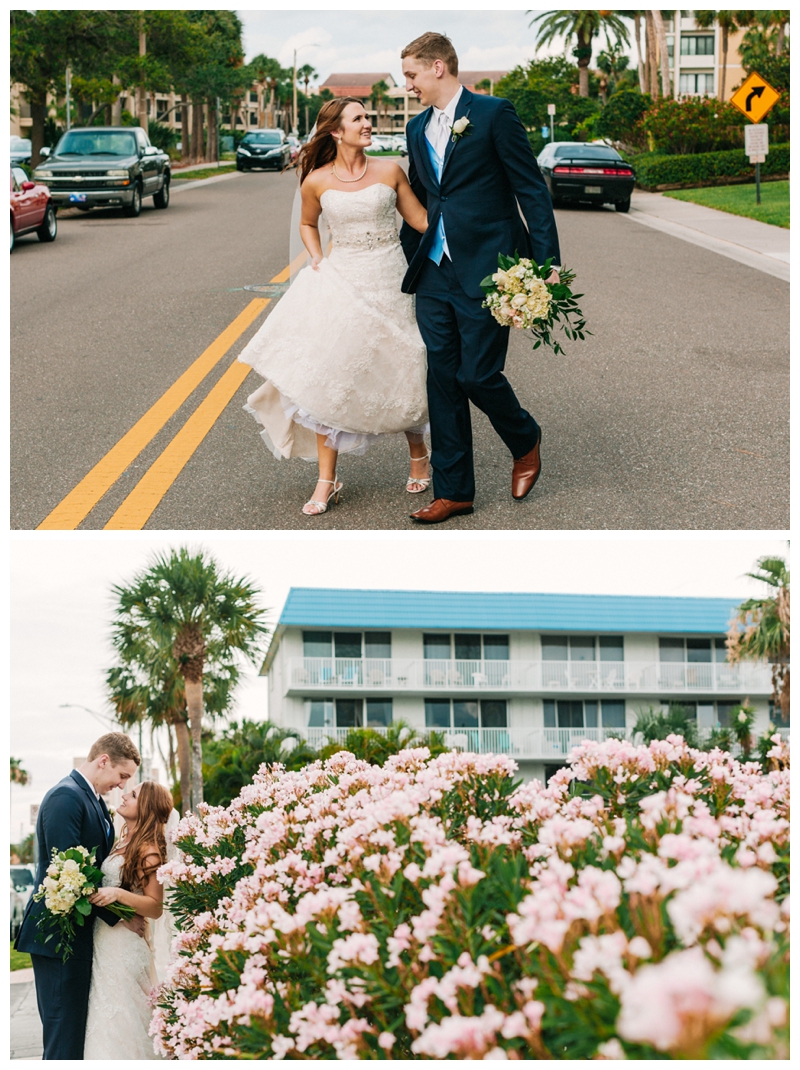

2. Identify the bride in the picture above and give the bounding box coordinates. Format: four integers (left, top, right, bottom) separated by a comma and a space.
84, 780, 175, 1060
238, 97, 431, 516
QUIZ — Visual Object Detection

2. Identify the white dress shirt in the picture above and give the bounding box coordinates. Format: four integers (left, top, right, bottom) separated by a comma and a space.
425, 85, 463, 260
74, 768, 100, 799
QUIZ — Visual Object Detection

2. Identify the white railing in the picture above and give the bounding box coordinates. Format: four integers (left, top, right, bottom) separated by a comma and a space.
294, 725, 788, 761
287, 658, 772, 694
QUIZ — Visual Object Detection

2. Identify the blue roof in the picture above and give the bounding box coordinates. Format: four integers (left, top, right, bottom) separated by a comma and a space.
278, 588, 739, 634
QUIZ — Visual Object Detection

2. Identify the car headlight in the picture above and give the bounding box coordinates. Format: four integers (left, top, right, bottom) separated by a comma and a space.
238, 147, 251, 156
34, 170, 53, 178
105, 169, 129, 177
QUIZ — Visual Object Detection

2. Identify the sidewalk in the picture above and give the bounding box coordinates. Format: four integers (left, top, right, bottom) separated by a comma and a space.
622, 189, 789, 282
10, 969, 42, 1060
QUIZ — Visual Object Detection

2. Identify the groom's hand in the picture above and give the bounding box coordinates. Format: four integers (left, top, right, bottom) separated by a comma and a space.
545, 269, 560, 285
122, 915, 146, 938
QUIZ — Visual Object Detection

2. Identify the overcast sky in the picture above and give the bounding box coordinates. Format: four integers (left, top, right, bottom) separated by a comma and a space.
237, 4, 632, 85
10, 533, 787, 842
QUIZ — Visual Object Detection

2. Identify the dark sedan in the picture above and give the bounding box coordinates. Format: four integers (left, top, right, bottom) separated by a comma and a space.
537, 142, 635, 212
236, 130, 291, 172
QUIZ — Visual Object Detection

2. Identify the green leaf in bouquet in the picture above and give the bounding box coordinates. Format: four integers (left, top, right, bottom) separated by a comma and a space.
479, 274, 496, 292
498, 253, 516, 271
75, 898, 92, 916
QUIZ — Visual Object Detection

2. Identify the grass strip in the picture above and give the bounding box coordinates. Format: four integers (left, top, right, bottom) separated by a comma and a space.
663, 180, 789, 228
11, 944, 32, 971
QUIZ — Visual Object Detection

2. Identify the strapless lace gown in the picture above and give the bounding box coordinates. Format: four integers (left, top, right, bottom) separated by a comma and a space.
238, 182, 428, 459
84, 854, 160, 1061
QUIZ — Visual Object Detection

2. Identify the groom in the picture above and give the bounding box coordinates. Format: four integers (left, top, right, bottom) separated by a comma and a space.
400, 33, 561, 523
15, 733, 142, 1060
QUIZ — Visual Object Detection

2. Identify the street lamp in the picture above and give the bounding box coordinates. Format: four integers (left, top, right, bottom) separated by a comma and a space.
292, 43, 319, 136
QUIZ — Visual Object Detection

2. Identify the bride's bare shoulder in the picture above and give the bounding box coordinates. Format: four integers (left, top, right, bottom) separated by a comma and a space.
302, 166, 332, 198
369, 158, 406, 187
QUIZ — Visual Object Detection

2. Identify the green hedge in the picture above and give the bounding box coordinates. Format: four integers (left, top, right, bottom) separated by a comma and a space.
634, 143, 790, 190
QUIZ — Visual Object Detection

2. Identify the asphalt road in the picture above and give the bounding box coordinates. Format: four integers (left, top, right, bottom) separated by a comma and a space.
11, 169, 789, 530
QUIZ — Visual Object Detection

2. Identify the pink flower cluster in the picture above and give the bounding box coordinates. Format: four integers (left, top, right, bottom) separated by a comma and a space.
152, 737, 789, 1060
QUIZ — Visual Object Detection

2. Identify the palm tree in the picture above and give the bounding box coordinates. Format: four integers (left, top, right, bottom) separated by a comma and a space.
249, 52, 272, 127
694, 10, 748, 100
529, 10, 630, 97
651, 11, 672, 97
297, 62, 317, 97
260, 56, 285, 128
370, 79, 393, 133
110, 548, 268, 811
596, 45, 630, 98
10, 758, 29, 786
727, 556, 790, 727
620, 11, 647, 93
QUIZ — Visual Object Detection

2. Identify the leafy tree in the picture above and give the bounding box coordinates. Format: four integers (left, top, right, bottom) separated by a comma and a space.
495, 57, 599, 152
640, 95, 746, 154
317, 721, 450, 766
297, 63, 317, 97
110, 548, 268, 812
203, 721, 318, 808
12, 834, 35, 864
529, 10, 630, 97
633, 704, 699, 747
727, 557, 790, 728
370, 79, 393, 133
693, 10, 751, 101
475, 78, 492, 94
10, 758, 29, 786
594, 87, 651, 147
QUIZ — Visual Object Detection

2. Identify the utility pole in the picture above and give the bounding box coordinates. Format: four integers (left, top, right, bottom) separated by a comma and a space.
65, 65, 72, 130
138, 11, 148, 134
292, 49, 298, 136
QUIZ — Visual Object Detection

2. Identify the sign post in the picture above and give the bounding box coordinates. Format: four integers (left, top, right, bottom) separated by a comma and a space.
730, 72, 780, 207
547, 103, 555, 144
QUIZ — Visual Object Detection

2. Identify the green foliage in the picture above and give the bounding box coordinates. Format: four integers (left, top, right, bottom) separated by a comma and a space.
316, 721, 450, 766
594, 88, 651, 146
12, 834, 35, 864
203, 720, 318, 808
640, 96, 745, 155
145, 119, 179, 152
10, 944, 32, 972
663, 179, 789, 228
730, 704, 756, 759
633, 705, 699, 748
633, 143, 790, 190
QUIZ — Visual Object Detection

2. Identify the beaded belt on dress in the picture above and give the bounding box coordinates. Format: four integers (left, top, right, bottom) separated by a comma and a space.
332, 232, 400, 250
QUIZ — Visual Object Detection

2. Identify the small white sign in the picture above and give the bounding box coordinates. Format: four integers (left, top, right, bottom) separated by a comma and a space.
547, 103, 556, 116
749, 154, 766, 164
30, 803, 39, 824
744, 123, 769, 156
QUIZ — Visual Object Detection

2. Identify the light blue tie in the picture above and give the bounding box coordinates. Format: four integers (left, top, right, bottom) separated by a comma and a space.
426, 128, 447, 265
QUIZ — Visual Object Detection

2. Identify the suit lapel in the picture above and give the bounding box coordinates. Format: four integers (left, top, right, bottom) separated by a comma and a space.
414, 108, 439, 189
70, 769, 112, 855
441, 87, 473, 181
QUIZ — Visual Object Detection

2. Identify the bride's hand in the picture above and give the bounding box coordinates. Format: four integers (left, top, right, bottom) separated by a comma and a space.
89, 887, 120, 907
310, 255, 323, 272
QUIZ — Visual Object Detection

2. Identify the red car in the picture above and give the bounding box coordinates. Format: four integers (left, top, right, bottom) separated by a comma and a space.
11, 166, 57, 252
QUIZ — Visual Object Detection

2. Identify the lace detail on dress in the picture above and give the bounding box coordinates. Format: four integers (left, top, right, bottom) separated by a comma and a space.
238, 182, 428, 461
84, 854, 161, 1061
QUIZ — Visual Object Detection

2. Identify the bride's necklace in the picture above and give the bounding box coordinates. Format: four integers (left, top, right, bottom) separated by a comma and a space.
332, 156, 368, 183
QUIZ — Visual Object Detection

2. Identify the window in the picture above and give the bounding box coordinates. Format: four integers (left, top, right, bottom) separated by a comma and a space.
365, 632, 391, 658
681, 34, 715, 56
303, 631, 332, 657
716, 702, 740, 728
334, 633, 361, 658
679, 72, 715, 95
307, 699, 333, 727
455, 634, 481, 660
687, 639, 712, 663
484, 635, 510, 660
544, 700, 626, 729
336, 699, 361, 727
156, 99, 169, 121
424, 634, 451, 659
659, 638, 686, 662
250, 113, 258, 125
542, 636, 624, 661
425, 699, 507, 729
366, 699, 392, 727
250, 91, 259, 103
659, 638, 726, 662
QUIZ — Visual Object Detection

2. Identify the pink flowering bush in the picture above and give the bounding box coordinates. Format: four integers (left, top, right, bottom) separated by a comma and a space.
152, 734, 789, 1060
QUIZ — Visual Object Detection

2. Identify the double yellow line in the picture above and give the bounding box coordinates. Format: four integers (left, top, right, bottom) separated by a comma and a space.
37, 262, 297, 530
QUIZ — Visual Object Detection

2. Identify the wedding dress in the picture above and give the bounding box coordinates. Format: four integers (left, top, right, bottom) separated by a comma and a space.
238, 182, 428, 460
84, 854, 160, 1061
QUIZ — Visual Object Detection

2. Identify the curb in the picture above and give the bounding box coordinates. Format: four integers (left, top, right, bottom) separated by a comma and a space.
11, 968, 34, 984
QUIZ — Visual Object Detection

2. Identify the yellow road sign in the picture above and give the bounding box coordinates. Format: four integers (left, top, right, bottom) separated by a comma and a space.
730, 72, 781, 124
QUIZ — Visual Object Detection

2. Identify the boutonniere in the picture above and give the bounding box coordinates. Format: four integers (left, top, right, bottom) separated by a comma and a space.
450, 116, 473, 143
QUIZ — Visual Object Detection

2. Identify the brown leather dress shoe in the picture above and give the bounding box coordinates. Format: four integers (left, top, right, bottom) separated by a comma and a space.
410, 498, 474, 524
511, 431, 542, 500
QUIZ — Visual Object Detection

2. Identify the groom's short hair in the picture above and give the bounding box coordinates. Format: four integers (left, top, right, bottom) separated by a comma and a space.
401, 32, 459, 76
87, 732, 141, 766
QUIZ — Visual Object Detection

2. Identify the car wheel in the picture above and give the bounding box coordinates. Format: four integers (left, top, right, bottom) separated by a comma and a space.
10, 218, 15, 253
124, 182, 142, 218
36, 203, 58, 242
616, 197, 631, 213
153, 176, 170, 209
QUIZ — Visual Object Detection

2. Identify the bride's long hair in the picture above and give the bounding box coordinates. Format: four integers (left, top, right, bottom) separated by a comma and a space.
119, 781, 174, 892
296, 96, 365, 184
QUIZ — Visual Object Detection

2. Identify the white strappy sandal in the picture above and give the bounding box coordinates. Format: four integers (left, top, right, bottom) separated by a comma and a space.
406, 450, 432, 494
302, 479, 343, 516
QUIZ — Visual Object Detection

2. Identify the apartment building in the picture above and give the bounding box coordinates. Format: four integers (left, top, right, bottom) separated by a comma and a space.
261, 588, 779, 782
666, 11, 747, 98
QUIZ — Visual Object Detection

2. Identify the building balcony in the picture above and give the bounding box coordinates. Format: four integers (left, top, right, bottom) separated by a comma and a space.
286, 658, 773, 696
294, 725, 788, 762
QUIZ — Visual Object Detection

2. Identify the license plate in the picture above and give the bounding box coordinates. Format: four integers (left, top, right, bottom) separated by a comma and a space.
584, 185, 602, 194
69, 193, 87, 203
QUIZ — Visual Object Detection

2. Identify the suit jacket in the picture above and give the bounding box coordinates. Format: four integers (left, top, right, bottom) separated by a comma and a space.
16, 769, 119, 960
400, 87, 561, 298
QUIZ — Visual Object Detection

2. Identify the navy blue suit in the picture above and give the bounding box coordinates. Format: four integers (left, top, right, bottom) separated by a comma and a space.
400, 88, 561, 502
16, 770, 118, 1060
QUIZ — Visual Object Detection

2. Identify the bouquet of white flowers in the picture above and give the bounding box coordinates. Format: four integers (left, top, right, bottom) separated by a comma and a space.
34, 845, 135, 962
480, 254, 589, 356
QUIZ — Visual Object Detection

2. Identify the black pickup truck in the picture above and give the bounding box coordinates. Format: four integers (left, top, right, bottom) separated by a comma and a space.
32, 126, 170, 216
